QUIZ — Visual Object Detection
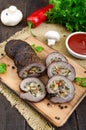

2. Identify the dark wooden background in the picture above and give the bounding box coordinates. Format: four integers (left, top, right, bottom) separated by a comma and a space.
0, 0, 86, 130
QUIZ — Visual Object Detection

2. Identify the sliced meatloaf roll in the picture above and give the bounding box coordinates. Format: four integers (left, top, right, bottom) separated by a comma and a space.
46, 75, 75, 103
5, 40, 46, 79
46, 52, 68, 67
47, 61, 76, 81
20, 77, 46, 102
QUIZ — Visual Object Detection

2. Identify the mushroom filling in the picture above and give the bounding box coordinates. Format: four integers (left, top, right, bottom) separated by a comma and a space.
52, 66, 71, 77
23, 66, 42, 77
49, 57, 62, 64
24, 81, 43, 97
50, 80, 70, 97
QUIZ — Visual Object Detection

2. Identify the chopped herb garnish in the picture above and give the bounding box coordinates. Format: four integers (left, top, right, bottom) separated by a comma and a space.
31, 44, 35, 49
35, 46, 44, 52
31, 44, 44, 53
0, 63, 7, 73
74, 77, 86, 87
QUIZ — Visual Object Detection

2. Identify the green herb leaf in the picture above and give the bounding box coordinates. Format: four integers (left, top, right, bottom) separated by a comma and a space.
81, 77, 86, 81
35, 46, 44, 52
74, 77, 81, 83
31, 44, 35, 49
80, 78, 86, 87
80, 82, 86, 87
31, 44, 44, 53
0, 63, 7, 73
74, 77, 86, 87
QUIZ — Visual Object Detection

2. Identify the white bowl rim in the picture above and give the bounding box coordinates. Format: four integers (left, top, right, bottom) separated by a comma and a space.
65, 32, 86, 58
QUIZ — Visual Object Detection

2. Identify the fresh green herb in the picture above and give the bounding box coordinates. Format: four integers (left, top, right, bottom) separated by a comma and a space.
74, 77, 81, 83
0, 63, 7, 73
74, 77, 86, 87
31, 44, 35, 49
31, 44, 44, 53
35, 46, 44, 52
46, 0, 86, 32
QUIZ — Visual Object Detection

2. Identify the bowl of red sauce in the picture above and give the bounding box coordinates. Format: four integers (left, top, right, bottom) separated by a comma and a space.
65, 32, 86, 59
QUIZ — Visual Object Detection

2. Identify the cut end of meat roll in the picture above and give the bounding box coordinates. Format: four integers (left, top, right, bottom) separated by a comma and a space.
20, 77, 46, 102
47, 61, 76, 81
46, 52, 68, 67
19, 63, 46, 79
5, 39, 46, 79
46, 75, 75, 103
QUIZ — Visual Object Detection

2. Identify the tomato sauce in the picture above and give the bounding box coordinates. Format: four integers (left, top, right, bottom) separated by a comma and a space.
68, 34, 86, 55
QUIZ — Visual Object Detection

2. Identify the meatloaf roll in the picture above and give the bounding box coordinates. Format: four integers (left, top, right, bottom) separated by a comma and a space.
46, 75, 75, 103
20, 77, 46, 102
46, 52, 68, 67
5, 40, 46, 79
5, 40, 34, 59
47, 61, 76, 81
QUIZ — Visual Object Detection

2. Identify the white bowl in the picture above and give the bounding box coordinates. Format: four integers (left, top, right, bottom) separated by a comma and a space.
65, 32, 86, 59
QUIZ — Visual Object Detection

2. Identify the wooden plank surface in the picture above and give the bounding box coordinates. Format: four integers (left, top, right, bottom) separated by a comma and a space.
0, 0, 86, 130
0, 36, 86, 127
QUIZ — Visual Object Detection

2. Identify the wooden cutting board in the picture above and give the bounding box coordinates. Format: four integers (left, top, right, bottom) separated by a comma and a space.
0, 36, 86, 127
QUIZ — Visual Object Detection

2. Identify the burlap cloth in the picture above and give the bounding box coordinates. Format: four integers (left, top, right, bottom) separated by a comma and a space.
0, 23, 86, 130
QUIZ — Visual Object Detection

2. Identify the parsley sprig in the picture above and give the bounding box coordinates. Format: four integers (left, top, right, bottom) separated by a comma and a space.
74, 77, 86, 87
0, 63, 7, 73
31, 44, 44, 53
47, 0, 86, 32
